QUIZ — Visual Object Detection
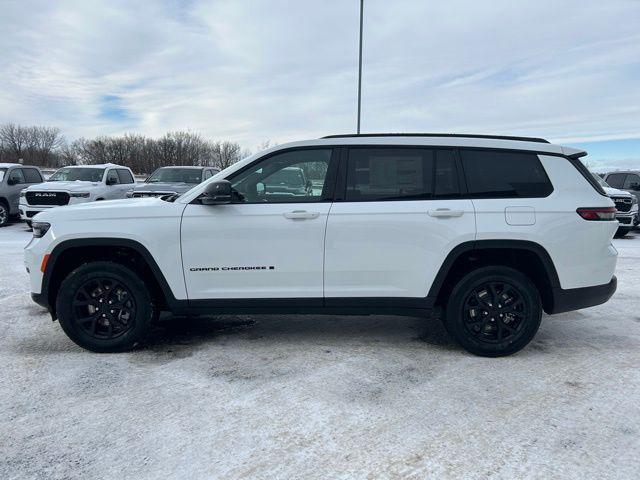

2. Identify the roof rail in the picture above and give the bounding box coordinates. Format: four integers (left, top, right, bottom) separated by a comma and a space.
321, 133, 550, 144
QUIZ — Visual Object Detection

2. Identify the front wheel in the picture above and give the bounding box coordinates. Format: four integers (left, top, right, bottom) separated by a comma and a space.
0, 202, 8, 227
56, 261, 154, 352
445, 266, 542, 357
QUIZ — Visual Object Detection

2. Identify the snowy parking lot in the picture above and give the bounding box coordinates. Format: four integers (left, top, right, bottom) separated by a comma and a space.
1, 221, 639, 479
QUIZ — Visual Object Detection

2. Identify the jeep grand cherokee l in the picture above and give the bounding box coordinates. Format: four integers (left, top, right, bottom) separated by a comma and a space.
25, 134, 618, 356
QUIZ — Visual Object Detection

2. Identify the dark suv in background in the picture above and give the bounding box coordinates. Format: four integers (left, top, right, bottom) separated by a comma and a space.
130, 166, 219, 198
604, 171, 640, 228
0, 163, 44, 227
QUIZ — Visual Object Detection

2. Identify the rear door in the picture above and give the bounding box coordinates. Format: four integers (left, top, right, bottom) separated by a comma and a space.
116, 169, 136, 197
324, 146, 476, 304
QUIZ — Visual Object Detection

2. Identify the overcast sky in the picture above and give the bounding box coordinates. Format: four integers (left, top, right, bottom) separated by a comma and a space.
1, 0, 639, 169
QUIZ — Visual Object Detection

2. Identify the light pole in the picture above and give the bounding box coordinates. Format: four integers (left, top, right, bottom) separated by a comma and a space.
357, 0, 364, 134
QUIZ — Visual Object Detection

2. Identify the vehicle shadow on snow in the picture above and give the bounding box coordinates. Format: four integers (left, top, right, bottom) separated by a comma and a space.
139, 313, 457, 352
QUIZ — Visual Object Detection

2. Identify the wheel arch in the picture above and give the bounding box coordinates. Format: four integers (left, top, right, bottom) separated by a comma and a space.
42, 238, 180, 318
428, 240, 560, 314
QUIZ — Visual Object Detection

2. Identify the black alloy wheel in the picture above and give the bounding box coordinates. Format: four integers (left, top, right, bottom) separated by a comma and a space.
445, 266, 542, 357
72, 278, 136, 340
463, 281, 526, 344
56, 261, 154, 352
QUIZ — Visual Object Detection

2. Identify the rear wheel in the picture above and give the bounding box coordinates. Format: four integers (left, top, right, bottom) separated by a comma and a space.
56, 261, 154, 352
445, 266, 542, 357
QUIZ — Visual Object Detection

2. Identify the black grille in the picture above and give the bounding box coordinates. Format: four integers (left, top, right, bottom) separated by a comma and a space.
612, 197, 632, 212
26, 191, 70, 206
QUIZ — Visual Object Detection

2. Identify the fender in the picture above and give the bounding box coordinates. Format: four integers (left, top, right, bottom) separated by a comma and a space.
426, 239, 561, 300
40, 237, 183, 313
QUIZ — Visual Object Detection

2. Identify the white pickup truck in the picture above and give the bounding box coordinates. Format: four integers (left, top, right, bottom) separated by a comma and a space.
20, 164, 136, 226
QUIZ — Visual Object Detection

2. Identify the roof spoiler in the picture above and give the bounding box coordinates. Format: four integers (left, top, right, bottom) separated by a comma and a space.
561, 146, 587, 159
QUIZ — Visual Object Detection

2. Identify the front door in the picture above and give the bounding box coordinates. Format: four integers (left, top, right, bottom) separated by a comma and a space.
181, 148, 337, 300
324, 146, 476, 302
6, 168, 26, 213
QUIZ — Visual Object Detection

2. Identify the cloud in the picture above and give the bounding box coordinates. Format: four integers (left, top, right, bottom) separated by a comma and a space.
0, 0, 639, 154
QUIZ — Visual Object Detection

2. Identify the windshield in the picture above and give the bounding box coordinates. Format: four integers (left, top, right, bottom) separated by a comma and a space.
0, 168, 6, 183
49, 167, 105, 182
147, 168, 203, 184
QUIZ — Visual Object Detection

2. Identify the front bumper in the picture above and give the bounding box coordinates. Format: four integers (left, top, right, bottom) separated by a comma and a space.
19, 197, 94, 221
549, 276, 617, 314
19, 203, 54, 221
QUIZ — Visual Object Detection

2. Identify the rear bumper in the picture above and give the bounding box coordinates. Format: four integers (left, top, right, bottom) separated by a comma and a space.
549, 276, 617, 314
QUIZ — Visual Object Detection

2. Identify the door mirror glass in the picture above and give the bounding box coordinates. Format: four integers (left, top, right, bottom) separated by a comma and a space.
200, 180, 232, 205
106, 177, 117, 186
7, 178, 17, 186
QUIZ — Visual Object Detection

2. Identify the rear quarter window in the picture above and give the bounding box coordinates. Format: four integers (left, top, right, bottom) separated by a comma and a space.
117, 169, 135, 184
460, 149, 553, 198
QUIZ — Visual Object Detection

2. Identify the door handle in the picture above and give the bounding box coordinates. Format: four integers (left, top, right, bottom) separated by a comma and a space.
428, 208, 464, 218
283, 210, 320, 220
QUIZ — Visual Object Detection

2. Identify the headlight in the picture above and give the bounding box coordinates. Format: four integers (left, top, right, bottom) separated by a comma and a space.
632, 196, 638, 205
32, 222, 51, 238
20, 191, 26, 198
69, 192, 91, 198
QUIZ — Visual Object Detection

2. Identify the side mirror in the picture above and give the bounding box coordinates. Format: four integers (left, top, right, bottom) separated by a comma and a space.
200, 180, 232, 205
106, 177, 117, 186
7, 178, 17, 186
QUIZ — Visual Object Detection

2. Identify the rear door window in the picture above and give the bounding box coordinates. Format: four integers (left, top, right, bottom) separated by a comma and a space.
23, 168, 43, 183
117, 169, 135, 184
606, 173, 626, 189
345, 148, 434, 201
460, 149, 553, 198
434, 150, 460, 198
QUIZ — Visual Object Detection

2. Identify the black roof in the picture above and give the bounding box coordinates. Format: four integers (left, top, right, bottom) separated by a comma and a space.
321, 133, 550, 144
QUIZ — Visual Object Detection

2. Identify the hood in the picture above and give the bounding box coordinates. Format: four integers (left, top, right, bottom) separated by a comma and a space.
603, 186, 632, 197
33, 197, 185, 223
133, 182, 196, 194
24, 181, 101, 192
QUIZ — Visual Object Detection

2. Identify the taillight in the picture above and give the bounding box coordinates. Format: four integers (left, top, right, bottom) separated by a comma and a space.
576, 207, 616, 221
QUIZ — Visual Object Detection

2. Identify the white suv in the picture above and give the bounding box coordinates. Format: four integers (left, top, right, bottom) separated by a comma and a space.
20, 164, 136, 225
25, 134, 618, 356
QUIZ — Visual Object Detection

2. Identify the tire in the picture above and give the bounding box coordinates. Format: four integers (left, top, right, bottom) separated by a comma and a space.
444, 266, 542, 357
56, 261, 154, 352
0, 201, 8, 227
614, 227, 631, 238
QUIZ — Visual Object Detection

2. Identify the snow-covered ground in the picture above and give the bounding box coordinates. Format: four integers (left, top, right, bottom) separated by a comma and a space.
1, 221, 639, 479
